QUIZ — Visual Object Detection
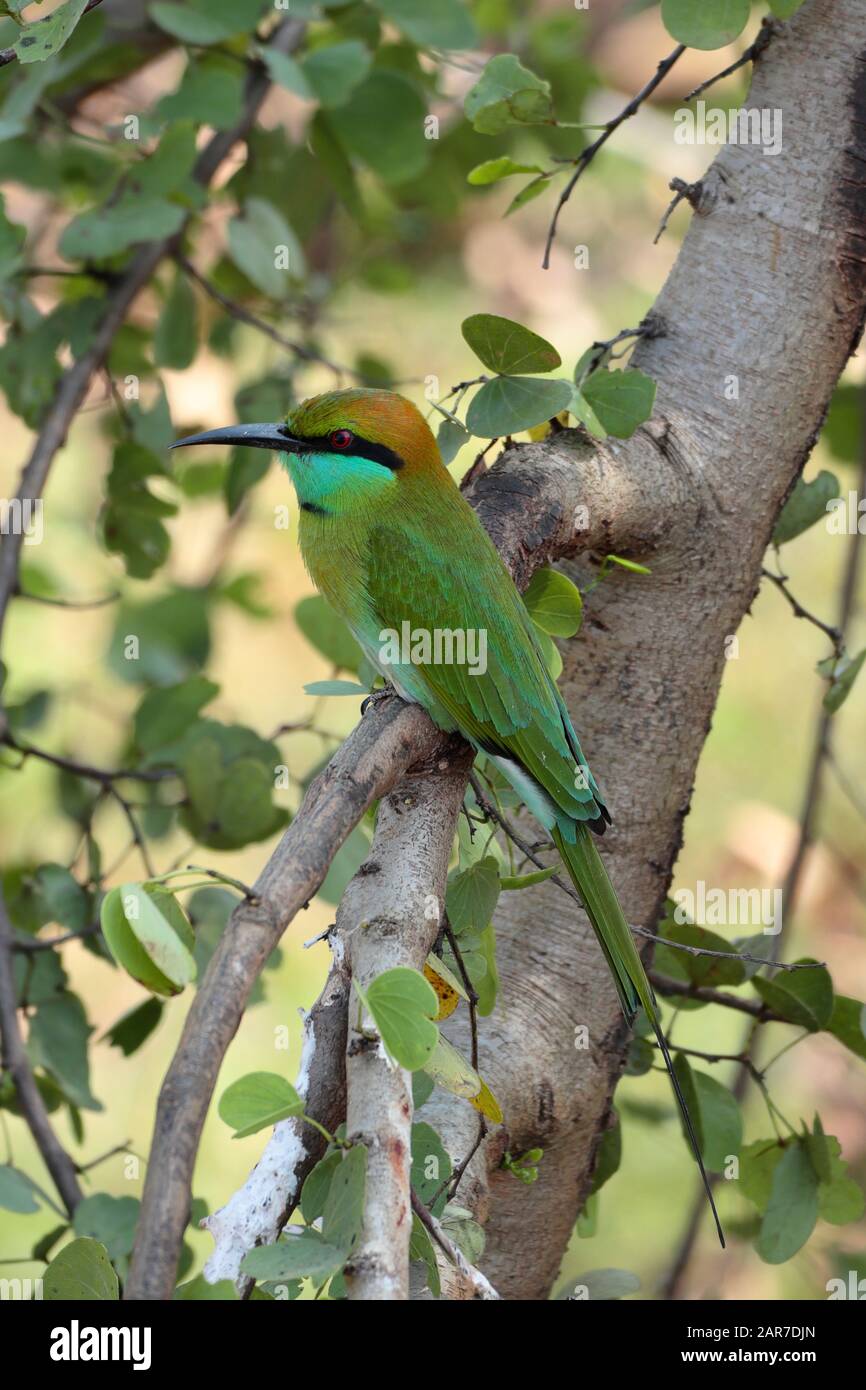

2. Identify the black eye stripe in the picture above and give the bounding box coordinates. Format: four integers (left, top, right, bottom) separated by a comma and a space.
293, 431, 404, 471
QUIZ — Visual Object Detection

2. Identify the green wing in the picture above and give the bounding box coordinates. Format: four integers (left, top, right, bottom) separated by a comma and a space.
365, 516, 608, 830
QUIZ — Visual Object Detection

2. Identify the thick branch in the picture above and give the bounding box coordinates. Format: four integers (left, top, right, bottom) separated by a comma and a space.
340, 746, 473, 1301
201, 945, 350, 1290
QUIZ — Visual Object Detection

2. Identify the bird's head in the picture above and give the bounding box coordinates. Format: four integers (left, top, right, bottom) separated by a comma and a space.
172, 387, 444, 516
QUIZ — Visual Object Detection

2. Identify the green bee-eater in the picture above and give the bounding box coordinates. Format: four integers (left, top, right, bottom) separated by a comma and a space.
174, 387, 724, 1247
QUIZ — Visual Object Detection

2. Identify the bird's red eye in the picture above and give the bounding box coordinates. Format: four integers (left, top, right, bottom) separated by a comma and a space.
330, 429, 354, 450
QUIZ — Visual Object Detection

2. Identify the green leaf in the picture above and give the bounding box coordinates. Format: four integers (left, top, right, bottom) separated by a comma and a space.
154, 271, 198, 370
756, 1141, 819, 1264
660, 0, 750, 50
558, 1267, 640, 1300
0, 192, 25, 282
672, 1054, 742, 1171
466, 376, 572, 437
27, 993, 100, 1110
102, 998, 164, 1057
60, 198, 186, 262
104, 884, 197, 995
33, 863, 89, 931
446, 856, 500, 934
654, 922, 745, 989
499, 866, 557, 890
692, 1070, 743, 1172
523, 568, 582, 637
772, 470, 839, 545
240, 1229, 346, 1284
149, 0, 268, 43
462, 313, 561, 375
467, 157, 544, 186
44, 1238, 119, 1300
739, 1138, 785, 1212
374, 0, 476, 49
567, 387, 607, 440
505, 175, 553, 216
73, 1194, 140, 1263
13, 0, 89, 64
300, 1151, 342, 1224
826, 995, 866, 1062
301, 41, 371, 108
329, 72, 429, 184
360, 967, 439, 1071
816, 1133, 865, 1226
0, 1163, 40, 1213
589, 1112, 621, 1195
228, 197, 305, 298
294, 595, 363, 672
303, 679, 368, 697
134, 675, 218, 753
580, 368, 656, 439
174, 1275, 239, 1300
411, 1121, 452, 1216
464, 54, 553, 134
410, 1214, 441, 1297
424, 1034, 482, 1101
322, 1144, 367, 1253
436, 416, 471, 464
260, 48, 313, 99
767, 0, 806, 16
752, 958, 833, 1031
158, 54, 244, 129
218, 1071, 304, 1138
821, 648, 866, 714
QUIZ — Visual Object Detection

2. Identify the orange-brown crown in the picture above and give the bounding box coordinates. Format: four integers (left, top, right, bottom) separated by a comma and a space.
287, 388, 443, 472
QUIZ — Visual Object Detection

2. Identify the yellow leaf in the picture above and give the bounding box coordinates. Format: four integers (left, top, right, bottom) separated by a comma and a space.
423, 962, 460, 1021
471, 1079, 503, 1124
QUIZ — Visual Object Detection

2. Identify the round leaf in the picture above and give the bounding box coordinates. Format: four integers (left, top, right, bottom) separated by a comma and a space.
362, 967, 439, 1070
218, 1071, 304, 1138
466, 376, 573, 437
462, 313, 561, 374
661, 0, 750, 50
523, 568, 583, 637
752, 959, 833, 1031
44, 1237, 119, 1301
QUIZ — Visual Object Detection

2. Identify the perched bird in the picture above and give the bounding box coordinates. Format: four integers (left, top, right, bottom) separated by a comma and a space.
173, 387, 724, 1247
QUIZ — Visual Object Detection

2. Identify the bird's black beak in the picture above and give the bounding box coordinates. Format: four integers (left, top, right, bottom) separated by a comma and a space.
170, 422, 304, 452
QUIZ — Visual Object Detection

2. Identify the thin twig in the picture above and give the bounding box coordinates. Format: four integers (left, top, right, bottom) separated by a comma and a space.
761, 567, 844, 656
0, 894, 83, 1214
410, 1190, 501, 1300
2, 733, 174, 785
174, 252, 354, 380
14, 587, 121, 610
683, 20, 778, 103
543, 45, 686, 268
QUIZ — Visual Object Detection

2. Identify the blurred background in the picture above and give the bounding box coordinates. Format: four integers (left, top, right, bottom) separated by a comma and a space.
0, 0, 863, 1299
